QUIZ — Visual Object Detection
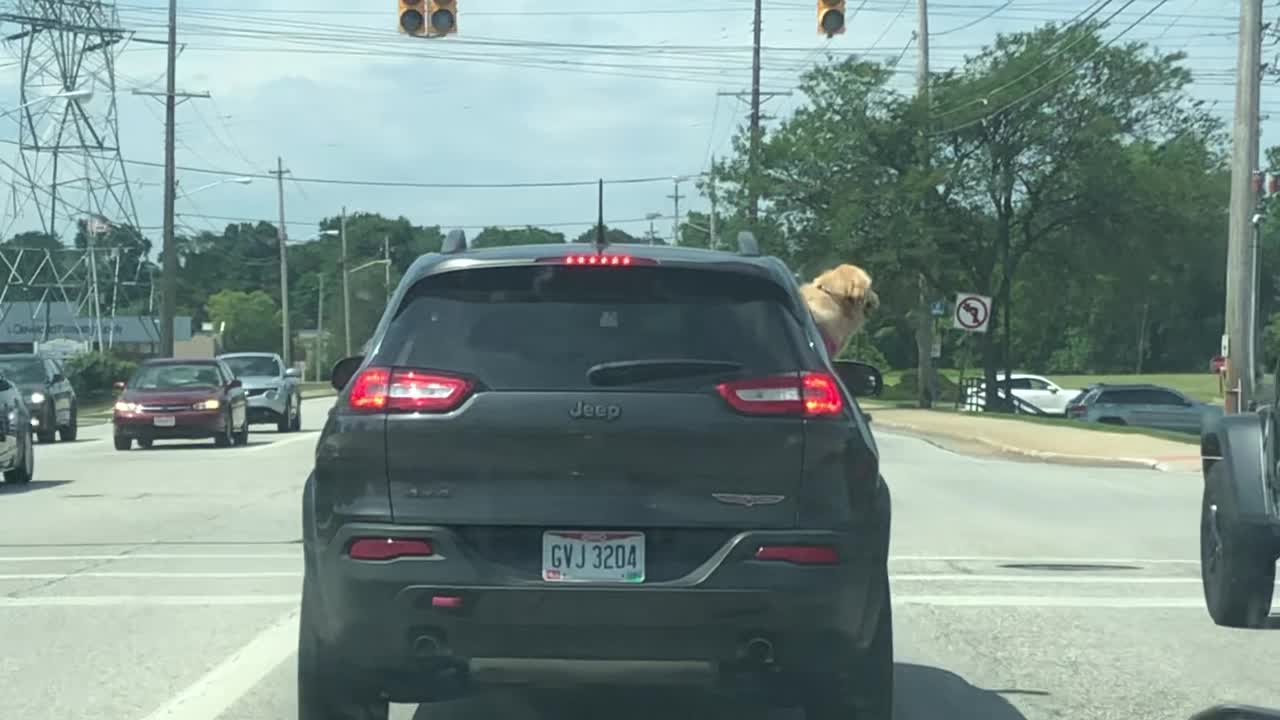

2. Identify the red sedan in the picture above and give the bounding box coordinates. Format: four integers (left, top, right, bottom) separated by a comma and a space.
112, 358, 249, 450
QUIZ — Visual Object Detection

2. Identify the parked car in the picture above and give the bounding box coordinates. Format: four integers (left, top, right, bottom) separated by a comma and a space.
112, 358, 249, 450
0, 370, 34, 484
1066, 383, 1221, 435
962, 372, 1079, 415
300, 235, 893, 720
217, 352, 302, 432
0, 353, 77, 442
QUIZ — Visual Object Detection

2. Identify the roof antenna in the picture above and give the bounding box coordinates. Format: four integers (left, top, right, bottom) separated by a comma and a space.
594, 178, 607, 255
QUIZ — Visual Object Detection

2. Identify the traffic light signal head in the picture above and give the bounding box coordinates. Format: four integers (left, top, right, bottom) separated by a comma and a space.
399, 0, 426, 35
818, 0, 845, 36
427, 0, 457, 35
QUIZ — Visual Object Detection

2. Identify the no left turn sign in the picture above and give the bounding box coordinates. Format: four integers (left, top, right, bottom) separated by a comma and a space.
953, 293, 992, 333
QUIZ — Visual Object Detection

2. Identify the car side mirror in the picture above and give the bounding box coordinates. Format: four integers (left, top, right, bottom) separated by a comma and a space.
831, 360, 883, 398
1049, 387, 1059, 394
331, 356, 364, 392
51, 373, 65, 383
113, 381, 125, 391
227, 378, 242, 390
285, 367, 300, 378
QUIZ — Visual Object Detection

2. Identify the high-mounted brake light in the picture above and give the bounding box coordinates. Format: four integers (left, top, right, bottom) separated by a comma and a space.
716, 372, 844, 417
536, 254, 659, 266
349, 538, 434, 561
347, 367, 473, 414
754, 544, 839, 565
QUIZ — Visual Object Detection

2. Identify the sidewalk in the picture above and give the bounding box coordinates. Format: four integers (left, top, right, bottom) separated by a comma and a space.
867, 406, 1203, 473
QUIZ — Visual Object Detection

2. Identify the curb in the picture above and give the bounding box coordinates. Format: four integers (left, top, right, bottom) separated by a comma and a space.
873, 419, 1177, 472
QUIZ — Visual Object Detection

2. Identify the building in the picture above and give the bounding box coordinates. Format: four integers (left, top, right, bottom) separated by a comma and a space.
0, 301, 193, 357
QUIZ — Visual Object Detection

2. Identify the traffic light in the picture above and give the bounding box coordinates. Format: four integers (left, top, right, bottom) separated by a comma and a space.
817, 0, 845, 37
399, 0, 425, 35
427, 0, 457, 35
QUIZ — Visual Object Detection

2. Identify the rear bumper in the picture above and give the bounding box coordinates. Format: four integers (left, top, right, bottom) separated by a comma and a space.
113, 411, 222, 439
308, 522, 887, 675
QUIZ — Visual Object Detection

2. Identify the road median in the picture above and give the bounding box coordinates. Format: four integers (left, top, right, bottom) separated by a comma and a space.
867, 406, 1203, 472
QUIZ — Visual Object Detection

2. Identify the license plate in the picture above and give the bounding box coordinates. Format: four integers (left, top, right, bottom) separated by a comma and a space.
541, 531, 645, 583
152, 415, 176, 428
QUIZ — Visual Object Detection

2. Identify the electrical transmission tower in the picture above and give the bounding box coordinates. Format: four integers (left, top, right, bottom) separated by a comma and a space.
0, 0, 148, 348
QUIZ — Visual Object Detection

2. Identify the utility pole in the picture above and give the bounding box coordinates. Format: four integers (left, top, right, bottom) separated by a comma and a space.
158, 0, 178, 358
749, 0, 763, 224
708, 158, 718, 250
1224, 0, 1264, 414
915, 0, 936, 409
340, 206, 351, 357
316, 273, 324, 383
270, 157, 292, 367
668, 178, 685, 245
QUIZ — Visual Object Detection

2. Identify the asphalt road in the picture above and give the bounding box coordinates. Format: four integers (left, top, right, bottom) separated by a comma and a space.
0, 401, 1275, 720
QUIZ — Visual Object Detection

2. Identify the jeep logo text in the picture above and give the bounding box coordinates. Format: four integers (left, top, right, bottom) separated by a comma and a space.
569, 401, 622, 421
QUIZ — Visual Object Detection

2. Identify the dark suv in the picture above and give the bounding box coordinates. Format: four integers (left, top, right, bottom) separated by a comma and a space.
300, 235, 892, 719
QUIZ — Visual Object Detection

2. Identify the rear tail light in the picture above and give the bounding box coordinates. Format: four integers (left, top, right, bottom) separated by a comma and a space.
347, 367, 474, 414
1067, 404, 1086, 418
754, 544, 839, 565
716, 372, 844, 417
536, 254, 659, 266
348, 538, 434, 560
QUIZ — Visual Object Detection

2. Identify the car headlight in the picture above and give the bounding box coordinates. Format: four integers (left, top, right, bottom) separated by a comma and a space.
193, 398, 221, 411
114, 401, 140, 413
29, 392, 44, 404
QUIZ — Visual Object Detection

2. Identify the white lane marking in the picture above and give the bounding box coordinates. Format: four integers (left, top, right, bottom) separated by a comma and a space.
890, 555, 1198, 565
136, 608, 300, 720
0, 553, 300, 562
0, 595, 297, 607
242, 432, 317, 453
894, 595, 1206, 608
0, 571, 301, 579
892, 574, 1205, 584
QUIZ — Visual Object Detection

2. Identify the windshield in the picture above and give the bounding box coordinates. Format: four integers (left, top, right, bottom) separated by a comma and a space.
129, 364, 222, 390
0, 358, 44, 385
222, 356, 281, 378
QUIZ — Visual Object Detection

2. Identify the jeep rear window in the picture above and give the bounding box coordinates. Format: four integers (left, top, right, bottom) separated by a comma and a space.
376, 265, 805, 391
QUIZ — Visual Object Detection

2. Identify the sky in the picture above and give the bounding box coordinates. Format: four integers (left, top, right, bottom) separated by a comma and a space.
0, 0, 1256, 249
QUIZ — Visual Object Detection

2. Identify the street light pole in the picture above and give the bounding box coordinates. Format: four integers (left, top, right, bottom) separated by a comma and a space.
341, 206, 351, 357
271, 157, 292, 366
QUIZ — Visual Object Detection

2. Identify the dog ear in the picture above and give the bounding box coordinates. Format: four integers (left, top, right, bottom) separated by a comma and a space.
817, 264, 874, 304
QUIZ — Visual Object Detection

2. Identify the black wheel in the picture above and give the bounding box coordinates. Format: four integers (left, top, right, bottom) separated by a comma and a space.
59, 405, 77, 442
114, 435, 131, 451
805, 572, 894, 720
214, 414, 233, 448
36, 406, 55, 443
4, 431, 33, 484
298, 574, 389, 720
234, 416, 250, 446
291, 396, 303, 432
278, 399, 292, 433
137, 438, 154, 450
1201, 462, 1276, 628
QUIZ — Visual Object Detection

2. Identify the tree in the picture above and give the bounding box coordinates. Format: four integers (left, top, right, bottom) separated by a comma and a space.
472, 226, 565, 247
572, 226, 640, 245
206, 289, 280, 354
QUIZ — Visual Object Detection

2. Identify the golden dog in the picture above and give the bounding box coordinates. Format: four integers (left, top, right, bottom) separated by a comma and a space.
800, 264, 880, 356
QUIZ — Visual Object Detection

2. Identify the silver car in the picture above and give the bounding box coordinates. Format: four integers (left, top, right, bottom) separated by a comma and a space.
217, 352, 302, 432
1065, 383, 1222, 435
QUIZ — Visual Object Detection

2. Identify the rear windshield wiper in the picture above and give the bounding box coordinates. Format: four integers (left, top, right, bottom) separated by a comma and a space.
586, 359, 745, 387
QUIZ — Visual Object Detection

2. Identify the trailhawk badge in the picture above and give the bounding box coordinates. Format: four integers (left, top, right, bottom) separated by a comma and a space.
712, 493, 786, 507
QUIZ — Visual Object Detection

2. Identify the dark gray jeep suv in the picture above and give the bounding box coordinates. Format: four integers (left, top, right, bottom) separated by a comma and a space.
300, 232, 892, 720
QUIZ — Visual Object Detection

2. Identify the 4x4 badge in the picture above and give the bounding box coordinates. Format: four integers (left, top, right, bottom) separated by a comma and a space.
712, 493, 786, 507
569, 400, 622, 421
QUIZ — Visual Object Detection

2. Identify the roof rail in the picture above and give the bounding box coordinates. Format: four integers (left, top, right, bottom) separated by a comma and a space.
442, 229, 467, 254
737, 230, 759, 256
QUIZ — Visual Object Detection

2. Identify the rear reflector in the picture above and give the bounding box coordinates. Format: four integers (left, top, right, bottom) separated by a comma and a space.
536, 254, 659, 266
716, 372, 844, 417
348, 367, 473, 414
754, 545, 839, 565
349, 538, 434, 560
